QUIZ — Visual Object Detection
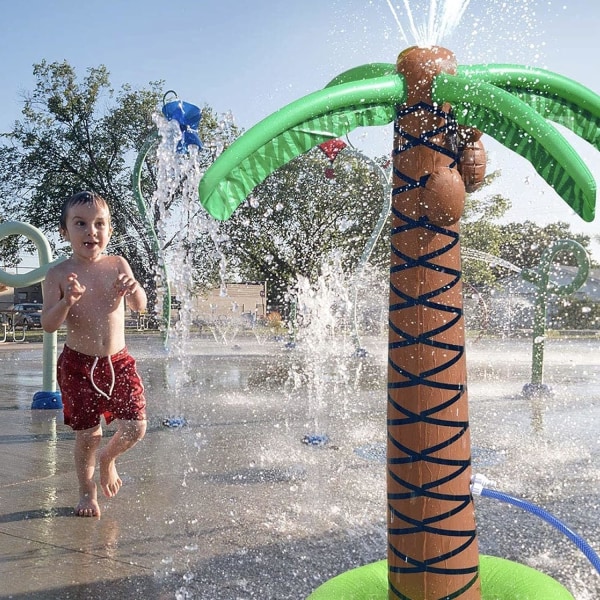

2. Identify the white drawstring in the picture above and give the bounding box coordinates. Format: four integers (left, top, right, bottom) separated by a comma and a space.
90, 355, 115, 399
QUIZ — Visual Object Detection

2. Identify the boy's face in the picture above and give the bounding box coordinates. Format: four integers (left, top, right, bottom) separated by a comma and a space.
61, 201, 113, 261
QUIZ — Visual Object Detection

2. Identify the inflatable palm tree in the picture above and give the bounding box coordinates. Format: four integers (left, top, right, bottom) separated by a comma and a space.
198, 45, 599, 600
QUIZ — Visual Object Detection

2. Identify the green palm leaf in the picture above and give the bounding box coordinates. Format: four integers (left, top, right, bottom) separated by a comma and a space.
325, 63, 397, 87
199, 73, 405, 221
458, 65, 600, 150
198, 60, 598, 223
433, 72, 597, 222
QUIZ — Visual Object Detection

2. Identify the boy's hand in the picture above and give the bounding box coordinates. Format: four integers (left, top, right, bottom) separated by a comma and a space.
63, 273, 86, 306
114, 273, 139, 297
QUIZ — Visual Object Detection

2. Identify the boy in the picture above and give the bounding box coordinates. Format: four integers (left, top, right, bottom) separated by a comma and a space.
42, 191, 147, 518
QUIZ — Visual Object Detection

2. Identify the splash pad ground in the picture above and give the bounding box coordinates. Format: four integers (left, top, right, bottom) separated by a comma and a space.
0, 334, 598, 599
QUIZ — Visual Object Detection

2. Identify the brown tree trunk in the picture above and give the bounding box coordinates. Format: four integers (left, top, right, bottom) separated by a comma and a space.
387, 46, 480, 600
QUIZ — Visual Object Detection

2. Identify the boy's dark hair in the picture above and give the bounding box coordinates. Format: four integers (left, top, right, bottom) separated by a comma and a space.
59, 191, 111, 230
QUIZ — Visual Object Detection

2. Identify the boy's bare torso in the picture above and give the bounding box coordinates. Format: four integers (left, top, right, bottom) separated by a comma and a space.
53, 255, 127, 356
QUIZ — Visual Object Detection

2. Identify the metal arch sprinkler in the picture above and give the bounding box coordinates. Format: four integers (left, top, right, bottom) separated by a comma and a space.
0, 222, 65, 409
132, 128, 168, 338
521, 239, 590, 398
197, 42, 599, 600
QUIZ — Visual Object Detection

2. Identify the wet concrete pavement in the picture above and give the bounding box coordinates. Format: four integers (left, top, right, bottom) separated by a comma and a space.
0, 335, 598, 599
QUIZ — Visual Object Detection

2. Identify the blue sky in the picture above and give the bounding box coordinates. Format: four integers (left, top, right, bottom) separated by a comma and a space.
1, 0, 599, 255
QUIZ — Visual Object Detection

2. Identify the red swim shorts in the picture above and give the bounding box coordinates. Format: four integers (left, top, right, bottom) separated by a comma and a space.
57, 345, 146, 430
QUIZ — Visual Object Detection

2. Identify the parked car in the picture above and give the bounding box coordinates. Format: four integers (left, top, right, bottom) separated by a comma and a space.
10, 303, 43, 329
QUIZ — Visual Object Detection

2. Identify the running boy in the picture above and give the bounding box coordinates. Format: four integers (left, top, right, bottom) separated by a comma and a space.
42, 191, 147, 518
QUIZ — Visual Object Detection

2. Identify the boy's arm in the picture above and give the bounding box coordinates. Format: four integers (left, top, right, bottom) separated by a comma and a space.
116, 257, 147, 313
127, 282, 147, 313
41, 267, 70, 333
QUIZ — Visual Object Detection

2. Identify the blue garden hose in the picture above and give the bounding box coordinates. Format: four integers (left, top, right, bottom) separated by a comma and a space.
473, 475, 600, 576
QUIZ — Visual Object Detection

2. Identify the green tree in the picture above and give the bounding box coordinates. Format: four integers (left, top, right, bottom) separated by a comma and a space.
0, 60, 237, 313
461, 173, 512, 287
0, 60, 164, 304
211, 146, 388, 310
497, 220, 596, 269
550, 297, 600, 330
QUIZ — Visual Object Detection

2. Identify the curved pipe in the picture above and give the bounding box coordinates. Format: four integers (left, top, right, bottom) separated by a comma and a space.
342, 147, 392, 354
480, 487, 600, 575
132, 129, 171, 343
0, 222, 64, 396
520, 239, 590, 387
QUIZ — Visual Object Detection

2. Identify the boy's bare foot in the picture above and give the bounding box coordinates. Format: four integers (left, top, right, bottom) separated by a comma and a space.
99, 449, 122, 498
76, 484, 101, 518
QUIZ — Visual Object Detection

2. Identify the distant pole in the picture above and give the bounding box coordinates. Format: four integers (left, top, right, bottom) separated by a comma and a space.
521, 239, 589, 396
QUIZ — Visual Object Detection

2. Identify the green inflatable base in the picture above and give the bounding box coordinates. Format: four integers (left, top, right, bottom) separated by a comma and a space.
307, 555, 575, 599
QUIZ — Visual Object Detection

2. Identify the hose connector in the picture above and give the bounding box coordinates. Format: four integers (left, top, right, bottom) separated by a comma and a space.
471, 473, 495, 496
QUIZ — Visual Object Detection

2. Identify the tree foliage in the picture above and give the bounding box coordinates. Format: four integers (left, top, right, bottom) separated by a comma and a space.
0, 60, 163, 299
496, 220, 596, 269
211, 146, 390, 309
550, 297, 600, 330
461, 173, 596, 288
461, 189, 512, 286
0, 60, 238, 313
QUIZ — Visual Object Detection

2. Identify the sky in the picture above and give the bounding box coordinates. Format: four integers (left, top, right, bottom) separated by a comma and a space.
1, 0, 599, 260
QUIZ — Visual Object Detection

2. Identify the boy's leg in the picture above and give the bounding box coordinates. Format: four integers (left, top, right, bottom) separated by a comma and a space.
98, 419, 146, 498
74, 425, 103, 517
